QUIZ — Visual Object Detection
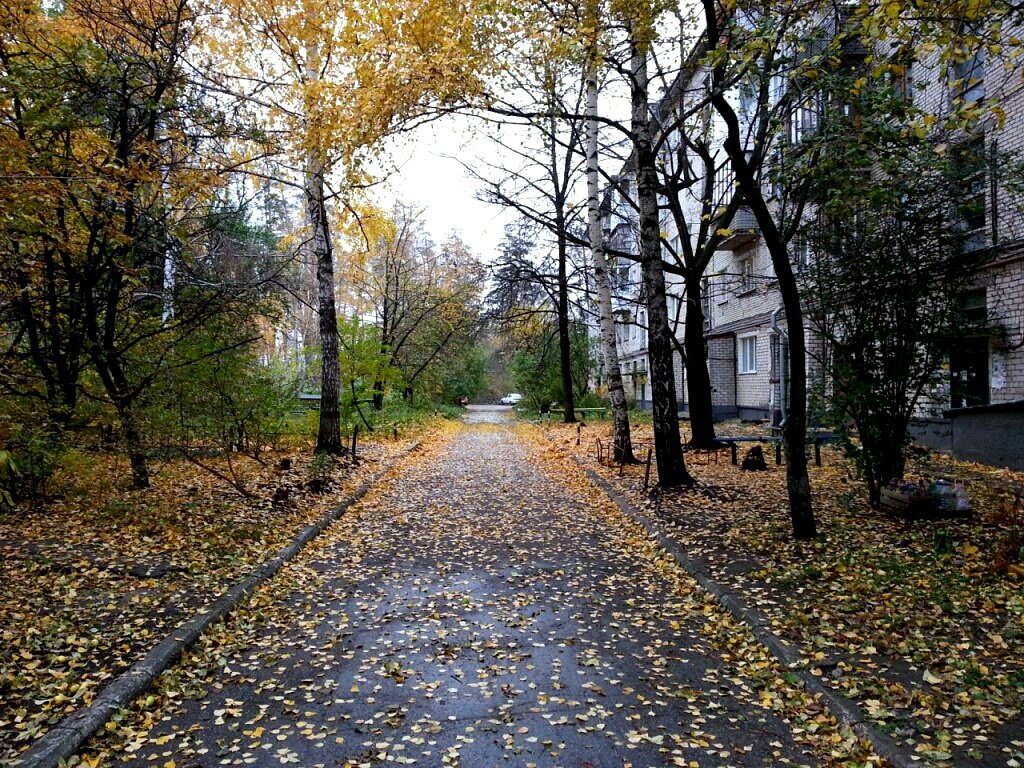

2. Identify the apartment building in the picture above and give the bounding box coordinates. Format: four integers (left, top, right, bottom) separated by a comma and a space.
598, 177, 654, 409
599, 9, 1024, 463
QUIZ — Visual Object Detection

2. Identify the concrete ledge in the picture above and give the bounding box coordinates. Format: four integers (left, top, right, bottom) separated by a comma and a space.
12, 441, 421, 768
538, 425, 918, 768
583, 467, 917, 768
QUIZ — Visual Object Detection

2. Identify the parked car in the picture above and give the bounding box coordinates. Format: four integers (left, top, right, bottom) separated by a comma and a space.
499, 393, 523, 405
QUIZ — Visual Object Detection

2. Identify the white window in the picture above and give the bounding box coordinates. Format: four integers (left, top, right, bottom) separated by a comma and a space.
739, 257, 755, 292
793, 236, 812, 272
952, 48, 984, 106
789, 97, 819, 144
738, 334, 757, 374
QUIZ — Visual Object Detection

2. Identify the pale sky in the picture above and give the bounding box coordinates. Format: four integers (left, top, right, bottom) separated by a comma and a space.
377, 115, 513, 264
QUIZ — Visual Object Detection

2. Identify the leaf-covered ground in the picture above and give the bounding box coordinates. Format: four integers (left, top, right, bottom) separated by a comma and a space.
546, 418, 1024, 767
0, 431, 421, 765
62, 408, 881, 767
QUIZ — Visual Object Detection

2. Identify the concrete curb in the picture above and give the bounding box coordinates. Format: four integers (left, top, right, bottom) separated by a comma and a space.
541, 429, 920, 768
13, 441, 421, 768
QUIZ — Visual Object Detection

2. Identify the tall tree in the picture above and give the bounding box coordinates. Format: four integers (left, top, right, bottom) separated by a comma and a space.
696, 0, 831, 536
623, 7, 693, 486
585, 25, 635, 463
352, 205, 484, 408
0, 0, 281, 488
470, 19, 588, 423
217, 0, 496, 453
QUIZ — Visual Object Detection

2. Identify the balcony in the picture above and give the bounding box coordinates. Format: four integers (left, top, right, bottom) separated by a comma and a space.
716, 206, 759, 250
805, 6, 868, 64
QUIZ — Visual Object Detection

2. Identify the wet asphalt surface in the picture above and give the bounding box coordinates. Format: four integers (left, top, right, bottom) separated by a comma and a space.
108, 407, 821, 768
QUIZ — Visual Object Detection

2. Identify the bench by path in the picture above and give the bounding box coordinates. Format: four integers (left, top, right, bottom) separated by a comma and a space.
548, 406, 608, 420
716, 432, 840, 466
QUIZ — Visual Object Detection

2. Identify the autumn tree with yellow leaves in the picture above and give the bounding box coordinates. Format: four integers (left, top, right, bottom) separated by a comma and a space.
347, 204, 485, 409
0, 0, 268, 489
211, 0, 498, 454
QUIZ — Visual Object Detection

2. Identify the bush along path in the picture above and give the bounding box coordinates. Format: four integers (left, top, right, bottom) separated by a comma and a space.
542, 420, 1024, 768
66, 407, 881, 767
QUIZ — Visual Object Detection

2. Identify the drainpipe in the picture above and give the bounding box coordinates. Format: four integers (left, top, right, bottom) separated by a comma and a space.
770, 306, 787, 427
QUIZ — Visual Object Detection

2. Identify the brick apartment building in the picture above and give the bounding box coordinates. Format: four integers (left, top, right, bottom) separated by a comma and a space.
597, 11, 1024, 467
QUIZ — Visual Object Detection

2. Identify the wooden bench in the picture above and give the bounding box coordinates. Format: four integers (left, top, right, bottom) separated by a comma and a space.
718, 432, 840, 466
550, 407, 608, 420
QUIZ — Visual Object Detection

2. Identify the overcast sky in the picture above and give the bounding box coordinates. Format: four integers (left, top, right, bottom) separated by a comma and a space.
377, 115, 513, 264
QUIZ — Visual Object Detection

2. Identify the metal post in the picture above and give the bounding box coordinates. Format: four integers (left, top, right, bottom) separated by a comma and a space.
776, 442, 782, 465
577, 423, 582, 446
815, 440, 822, 467
351, 425, 359, 459
643, 448, 653, 490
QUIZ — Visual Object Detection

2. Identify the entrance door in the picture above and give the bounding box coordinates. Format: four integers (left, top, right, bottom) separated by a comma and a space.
950, 337, 990, 409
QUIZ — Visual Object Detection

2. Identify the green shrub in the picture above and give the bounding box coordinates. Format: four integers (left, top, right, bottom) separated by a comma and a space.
148, 334, 295, 459
0, 424, 64, 504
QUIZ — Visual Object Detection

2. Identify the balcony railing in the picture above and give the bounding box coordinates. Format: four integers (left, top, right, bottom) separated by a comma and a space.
804, 5, 868, 63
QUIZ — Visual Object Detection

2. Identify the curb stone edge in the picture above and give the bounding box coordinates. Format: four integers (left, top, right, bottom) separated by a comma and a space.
12, 440, 422, 768
538, 428, 921, 768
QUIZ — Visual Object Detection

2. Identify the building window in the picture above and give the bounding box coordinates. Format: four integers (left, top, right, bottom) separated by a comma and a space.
951, 136, 987, 234
713, 162, 734, 206
957, 288, 988, 329
788, 97, 819, 144
738, 334, 757, 374
619, 177, 632, 202
739, 76, 758, 119
952, 48, 985, 106
615, 263, 631, 285
739, 257, 755, 292
793, 236, 811, 272
893, 62, 913, 102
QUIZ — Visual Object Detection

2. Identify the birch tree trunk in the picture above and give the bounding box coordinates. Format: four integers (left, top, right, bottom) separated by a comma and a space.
586, 56, 635, 463
307, 164, 343, 454
305, 43, 343, 455
630, 29, 692, 486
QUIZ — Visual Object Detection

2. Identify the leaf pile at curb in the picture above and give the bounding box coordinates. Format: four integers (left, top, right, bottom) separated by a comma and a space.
545, 419, 1024, 766
0, 433, 423, 764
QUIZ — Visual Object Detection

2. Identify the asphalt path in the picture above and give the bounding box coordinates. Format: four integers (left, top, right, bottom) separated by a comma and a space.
103, 406, 822, 768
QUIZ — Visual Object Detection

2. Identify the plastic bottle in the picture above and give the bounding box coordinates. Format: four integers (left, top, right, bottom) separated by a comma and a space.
953, 481, 970, 512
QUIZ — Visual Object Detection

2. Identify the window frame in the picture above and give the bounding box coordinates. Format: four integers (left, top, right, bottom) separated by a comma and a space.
738, 256, 756, 293
952, 48, 985, 106
788, 95, 820, 144
951, 135, 987, 235
738, 333, 758, 375
793, 235, 812, 272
